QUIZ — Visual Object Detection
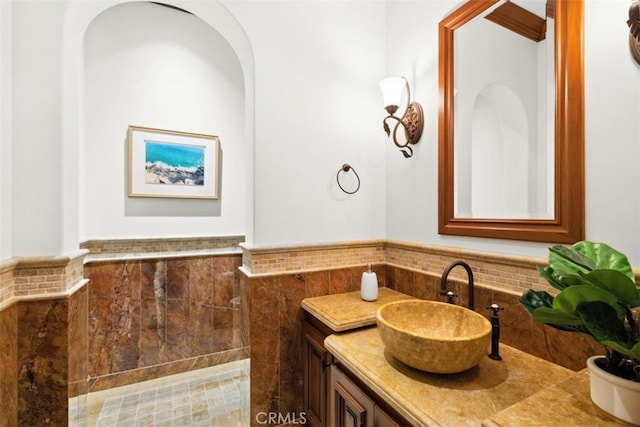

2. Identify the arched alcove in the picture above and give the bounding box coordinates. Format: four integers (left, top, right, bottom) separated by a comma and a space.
60, 4, 255, 423
61, 0, 255, 249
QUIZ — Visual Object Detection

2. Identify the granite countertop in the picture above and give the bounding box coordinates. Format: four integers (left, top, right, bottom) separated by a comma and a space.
301, 287, 415, 332
482, 369, 633, 426
326, 327, 579, 426
304, 290, 629, 426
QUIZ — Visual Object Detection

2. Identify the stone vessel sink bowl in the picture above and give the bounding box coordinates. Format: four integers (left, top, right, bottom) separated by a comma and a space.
376, 300, 492, 374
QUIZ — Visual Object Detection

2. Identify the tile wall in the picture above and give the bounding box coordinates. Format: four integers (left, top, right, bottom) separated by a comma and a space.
84, 253, 249, 393
0, 236, 246, 426
0, 237, 623, 426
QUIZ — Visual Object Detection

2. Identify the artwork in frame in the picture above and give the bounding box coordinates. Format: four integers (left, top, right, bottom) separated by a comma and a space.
128, 125, 220, 199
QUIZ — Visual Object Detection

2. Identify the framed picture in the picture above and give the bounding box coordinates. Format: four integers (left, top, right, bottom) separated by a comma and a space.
128, 125, 220, 199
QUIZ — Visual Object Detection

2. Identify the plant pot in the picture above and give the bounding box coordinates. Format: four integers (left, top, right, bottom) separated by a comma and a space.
587, 356, 640, 425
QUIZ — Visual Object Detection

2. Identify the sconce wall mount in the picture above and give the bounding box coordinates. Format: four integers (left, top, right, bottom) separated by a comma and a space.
380, 77, 424, 158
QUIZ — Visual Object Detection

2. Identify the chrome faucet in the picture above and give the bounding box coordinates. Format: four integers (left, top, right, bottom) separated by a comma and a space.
440, 260, 475, 310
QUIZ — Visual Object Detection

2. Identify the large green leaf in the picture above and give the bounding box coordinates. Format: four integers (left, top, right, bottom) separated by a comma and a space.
552, 285, 625, 318
541, 242, 636, 292
580, 269, 640, 307
536, 266, 564, 291
571, 241, 635, 282
549, 244, 598, 272
576, 301, 629, 347
519, 289, 554, 316
537, 266, 584, 291
531, 307, 585, 327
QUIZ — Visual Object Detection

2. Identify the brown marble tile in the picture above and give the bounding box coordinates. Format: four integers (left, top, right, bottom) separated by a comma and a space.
329, 267, 357, 294
86, 262, 115, 299
191, 257, 213, 305
0, 304, 18, 427
237, 273, 250, 348
413, 272, 440, 301
87, 254, 244, 392
88, 296, 112, 377
540, 324, 603, 371
386, 265, 416, 296
488, 290, 603, 371
140, 259, 161, 301
139, 261, 168, 367
305, 270, 330, 298
166, 258, 190, 300
110, 262, 142, 372
212, 306, 234, 353
249, 276, 280, 420
139, 296, 167, 367
88, 261, 141, 375
190, 301, 214, 356
17, 299, 68, 426
68, 284, 88, 397
278, 274, 306, 415
166, 297, 190, 360
212, 256, 236, 307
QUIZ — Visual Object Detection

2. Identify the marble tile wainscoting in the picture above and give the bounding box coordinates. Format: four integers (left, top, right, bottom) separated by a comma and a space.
241, 240, 607, 427
82, 241, 249, 394
0, 252, 88, 426
0, 236, 247, 426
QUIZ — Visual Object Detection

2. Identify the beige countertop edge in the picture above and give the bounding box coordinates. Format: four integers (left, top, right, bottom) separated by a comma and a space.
300, 302, 374, 332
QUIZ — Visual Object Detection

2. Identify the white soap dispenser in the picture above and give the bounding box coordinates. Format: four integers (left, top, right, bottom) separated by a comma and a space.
360, 264, 378, 301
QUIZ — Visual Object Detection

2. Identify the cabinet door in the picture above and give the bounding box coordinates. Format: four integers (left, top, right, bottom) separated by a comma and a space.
330, 364, 375, 427
304, 322, 331, 427
334, 380, 368, 427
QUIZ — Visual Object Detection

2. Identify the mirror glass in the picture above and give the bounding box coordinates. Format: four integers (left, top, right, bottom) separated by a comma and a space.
438, 0, 584, 243
454, 0, 554, 219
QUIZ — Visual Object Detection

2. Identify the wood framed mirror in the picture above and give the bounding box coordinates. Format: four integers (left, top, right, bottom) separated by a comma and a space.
438, 0, 584, 243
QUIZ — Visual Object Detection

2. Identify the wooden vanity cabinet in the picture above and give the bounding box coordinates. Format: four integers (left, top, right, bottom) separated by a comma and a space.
303, 310, 406, 427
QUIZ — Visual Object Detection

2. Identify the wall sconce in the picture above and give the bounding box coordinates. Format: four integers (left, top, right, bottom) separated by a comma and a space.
628, 0, 640, 65
379, 77, 424, 158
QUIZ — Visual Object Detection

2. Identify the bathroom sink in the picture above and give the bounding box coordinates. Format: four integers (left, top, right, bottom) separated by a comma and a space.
376, 300, 491, 374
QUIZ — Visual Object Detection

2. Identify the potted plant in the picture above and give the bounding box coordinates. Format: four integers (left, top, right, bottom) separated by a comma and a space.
519, 241, 640, 424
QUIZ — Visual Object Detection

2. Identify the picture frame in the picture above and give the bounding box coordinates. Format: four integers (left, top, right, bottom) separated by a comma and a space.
128, 125, 220, 199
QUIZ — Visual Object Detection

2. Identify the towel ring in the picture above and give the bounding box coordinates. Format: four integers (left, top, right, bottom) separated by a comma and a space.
336, 164, 360, 194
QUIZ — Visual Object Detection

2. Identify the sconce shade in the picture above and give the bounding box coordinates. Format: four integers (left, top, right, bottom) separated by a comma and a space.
379, 77, 407, 108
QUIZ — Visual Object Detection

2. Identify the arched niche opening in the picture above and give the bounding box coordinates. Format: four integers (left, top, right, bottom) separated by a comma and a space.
61, 0, 255, 249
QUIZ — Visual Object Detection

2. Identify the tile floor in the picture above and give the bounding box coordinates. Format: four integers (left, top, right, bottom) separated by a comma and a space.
70, 359, 250, 427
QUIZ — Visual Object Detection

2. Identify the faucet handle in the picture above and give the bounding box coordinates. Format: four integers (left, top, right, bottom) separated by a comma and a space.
487, 303, 504, 316
445, 290, 457, 304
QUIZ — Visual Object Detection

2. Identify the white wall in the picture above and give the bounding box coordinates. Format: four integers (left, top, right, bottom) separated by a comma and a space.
5, 0, 640, 266
10, 1, 67, 256
385, 0, 640, 263
0, 1, 11, 260
583, 0, 640, 262
83, 2, 247, 240
223, 0, 387, 246
4, 0, 386, 256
